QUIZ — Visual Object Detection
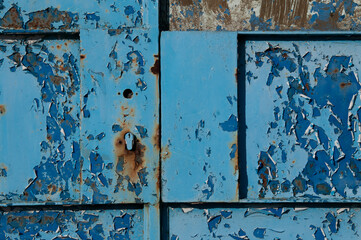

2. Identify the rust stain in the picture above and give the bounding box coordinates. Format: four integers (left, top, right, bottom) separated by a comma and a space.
0, 105, 6, 115
161, 145, 172, 161
26, 8, 75, 30
340, 82, 352, 88
0, 6, 23, 29
155, 165, 161, 195
150, 54, 159, 76
305, 83, 310, 91
260, 0, 309, 29
234, 67, 238, 84
114, 127, 147, 183
313, 1, 344, 30
205, 0, 231, 25
56, 45, 62, 50
152, 124, 160, 151
80, 54, 86, 60
50, 75, 65, 85
177, 0, 193, 7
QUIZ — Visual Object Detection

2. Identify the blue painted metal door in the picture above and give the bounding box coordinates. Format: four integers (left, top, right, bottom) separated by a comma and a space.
2, 0, 361, 239
0, 0, 160, 238
161, 31, 361, 239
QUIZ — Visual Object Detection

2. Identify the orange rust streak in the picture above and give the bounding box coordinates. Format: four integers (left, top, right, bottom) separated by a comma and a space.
0, 105, 6, 115
114, 128, 147, 183
340, 82, 352, 88
150, 55, 160, 76
161, 145, 172, 161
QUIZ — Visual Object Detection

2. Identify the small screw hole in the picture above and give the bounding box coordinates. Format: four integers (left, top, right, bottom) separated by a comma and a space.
123, 89, 133, 99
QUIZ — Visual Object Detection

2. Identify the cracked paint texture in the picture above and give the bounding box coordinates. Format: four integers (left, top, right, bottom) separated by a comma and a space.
0, 28, 159, 205
0, 0, 158, 31
80, 28, 159, 204
169, 207, 361, 239
161, 32, 238, 202
0, 38, 82, 204
0, 209, 143, 239
246, 41, 361, 200
169, 0, 361, 31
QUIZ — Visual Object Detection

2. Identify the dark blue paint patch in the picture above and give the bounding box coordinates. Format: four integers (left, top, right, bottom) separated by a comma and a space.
90, 151, 104, 174
253, 228, 266, 239
112, 124, 122, 133
96, 132, 106, 140
124, 6, 135, 15
136, 125, 148, 138
219, 114, 238, 132
207, 215, 222, 232
202, 175, 215, 200
136, 78, 147, 91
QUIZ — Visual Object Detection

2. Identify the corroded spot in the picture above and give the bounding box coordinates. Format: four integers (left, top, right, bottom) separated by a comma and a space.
25, 7, 78, 30
50, 75, 65, 85
152, 124, 160, 151
260, 0, 309, 29
161, 145, 172, 161
0, 105, 5, 115
150, 54, 159, 76
0, 6, 23, 29
114, 128, 147, 183
340, 82, 352, 88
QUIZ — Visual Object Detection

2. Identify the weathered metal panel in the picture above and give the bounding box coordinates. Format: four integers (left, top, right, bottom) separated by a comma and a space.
169, 0, 361, 31
80, 28, 160, 204
246, 40, 361, 201
1, 208, 144, 239
161, 32, 238, 202
0, 37, 82, 204
169, 206, 361, 239
0, 0, 158, 32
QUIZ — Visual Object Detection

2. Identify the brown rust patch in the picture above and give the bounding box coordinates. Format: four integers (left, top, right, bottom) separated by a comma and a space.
155, 165, 161, 195
205, 0, 231, 25
176, 0, 193, 7
0, 6, 24, 29
80, 54, 86, 60
50, 75, 65, 85
114, 128, 147, 183
26, 8, 76, 30
340, 82, 352, 88
161, 145, 172, 161
150, 54, 159, 76
260, 0, 309, 29
152, 124, 160, 151
0, 105, 6, 115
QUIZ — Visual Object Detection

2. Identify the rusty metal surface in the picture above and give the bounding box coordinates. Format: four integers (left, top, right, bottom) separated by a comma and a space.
169, 206, 361, 239
161, 32, 238, 202
0, 0, 158, 31
169, 0, 361, 31
0, 0, 159, 206
0, 37, 82, 204
80, 28, 159, 204
0, 208, 144, 239
246, 40, 361, 201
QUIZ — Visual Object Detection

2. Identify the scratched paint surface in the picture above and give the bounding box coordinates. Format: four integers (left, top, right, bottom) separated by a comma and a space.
246, 41, 361, 200
161, 32, 238, 202
169, 0, 361, 31
0, 209, 143, 239
169, 207, 361, 239
0, 0, 157, 31
0, 38, 82, 204
80, 28, 159, 204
